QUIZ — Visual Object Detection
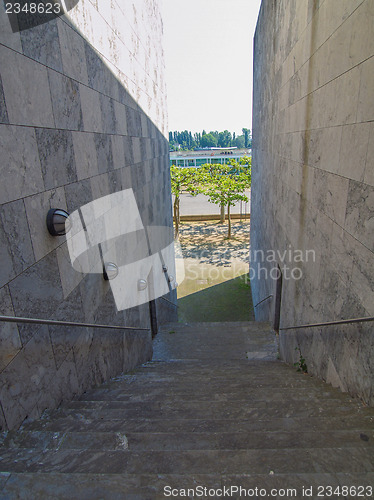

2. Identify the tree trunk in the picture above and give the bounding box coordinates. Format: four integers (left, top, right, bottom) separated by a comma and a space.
174, 197, 180, 237
220, 203, 225, 223
227, 204, 231, 239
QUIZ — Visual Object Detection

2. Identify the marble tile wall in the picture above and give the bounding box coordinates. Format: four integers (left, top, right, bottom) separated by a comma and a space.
251, 0, 374, 405
0, 0, 175, 430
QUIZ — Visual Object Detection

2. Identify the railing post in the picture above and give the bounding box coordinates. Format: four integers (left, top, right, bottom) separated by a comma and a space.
273, 266, 282, 333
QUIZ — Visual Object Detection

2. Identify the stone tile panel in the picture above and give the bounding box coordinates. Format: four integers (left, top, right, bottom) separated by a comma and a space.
0, 45, 54, 128
0, 7, 22, 51
35, 129, 77, 190
345, 180, 374, 251
0, 124, 45, 204
79, 84, 103, 133
0, 199, 35, 288
339, 123, 370, 182
64, 178, 93, 213
8, 252, 83, 339
0, 286, 22, 372
0, 75, 9, 124
111, 135, 125, 170
93, 133, 114, 173
113, 101, 127, 136
24, 187, 67, 262
20, 18, 63, 72
363, 122, 374, 186
57, 19, 89, 85
99, 94, 117, 135
357, 55, 374, 123
0, 326, 56, 430
48, 70, 83, 131
72, 131, 99, 180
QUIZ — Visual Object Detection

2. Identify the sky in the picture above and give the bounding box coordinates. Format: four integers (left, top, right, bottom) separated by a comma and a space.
162, 0, 262, 137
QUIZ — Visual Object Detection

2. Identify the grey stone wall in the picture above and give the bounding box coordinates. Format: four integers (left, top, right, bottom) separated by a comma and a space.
251, 0, 374, 404
0, 0, 176, 430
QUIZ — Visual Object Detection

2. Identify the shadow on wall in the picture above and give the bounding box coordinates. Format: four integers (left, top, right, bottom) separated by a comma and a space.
0, 8, 175, 430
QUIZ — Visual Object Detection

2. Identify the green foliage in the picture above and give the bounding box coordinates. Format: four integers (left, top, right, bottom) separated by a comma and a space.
200, 163, 250, 207
199, 159, 251, 238
169, 128, 251, 150
294, 347, 308, 373
233, 134, 245, 148
170, 165, 203, 235
201, 133, 217, 148
242, 127, 251, 148
217, 130, 232, 148
170, 157, 251, 238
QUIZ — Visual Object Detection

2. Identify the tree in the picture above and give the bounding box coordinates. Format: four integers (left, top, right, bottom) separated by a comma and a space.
217, 130, 232, 148
168, 128, 251, 150
234, 134, 245, 148
242, 128, 251, 148
200, 159, 251, 238
170, 166, 202, 236
201, 133, 217, 148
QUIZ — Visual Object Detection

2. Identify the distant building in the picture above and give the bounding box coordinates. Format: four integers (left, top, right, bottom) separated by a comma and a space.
170, 148, 251, 168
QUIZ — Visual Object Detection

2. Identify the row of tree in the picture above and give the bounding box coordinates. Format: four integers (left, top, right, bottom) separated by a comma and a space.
169, 128, 251, 151
170, 157, 251, 239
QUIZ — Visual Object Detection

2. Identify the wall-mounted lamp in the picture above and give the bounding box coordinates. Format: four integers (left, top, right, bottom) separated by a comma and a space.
46, 208, 72, 236
103, 262, 119, 281
138, 279, 148, 291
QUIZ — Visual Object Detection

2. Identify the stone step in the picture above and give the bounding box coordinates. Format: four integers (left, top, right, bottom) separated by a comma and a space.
57, 399, 370, 421
2, 472, 373, 500
1, 429, 372, 452
153, 321, 278, 361
77, 386, 355, 402
0, 447, 373, 475
1, 320, 373, 498
21, 414, 374, 434
160, 321, 272, 331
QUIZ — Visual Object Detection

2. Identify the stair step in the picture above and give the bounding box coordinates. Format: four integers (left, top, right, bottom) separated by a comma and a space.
1, 320, 373, 497
2, 472, 373, 500
20, 414, 374, 434
55, 400, 369, 420
0, 447, 373, 475
77, 387, 356, 402
2, 429, 372, 452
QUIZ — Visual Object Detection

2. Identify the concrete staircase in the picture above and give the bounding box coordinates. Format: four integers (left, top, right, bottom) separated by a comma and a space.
0, 322, 373, 499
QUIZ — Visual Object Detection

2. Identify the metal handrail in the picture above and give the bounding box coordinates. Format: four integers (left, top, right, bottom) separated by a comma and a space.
280, 316, 374, 331
0, 315, 150, 331
161, 296, 178, 308
254, 294, 273, 308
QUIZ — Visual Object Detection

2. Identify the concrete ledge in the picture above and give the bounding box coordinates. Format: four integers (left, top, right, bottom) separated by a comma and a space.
176, 214, 251, 222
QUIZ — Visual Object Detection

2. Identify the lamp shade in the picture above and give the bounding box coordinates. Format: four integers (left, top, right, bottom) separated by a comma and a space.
46, 208, 71, 236
103, 262, 119, 281
138, 279, 148, 291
